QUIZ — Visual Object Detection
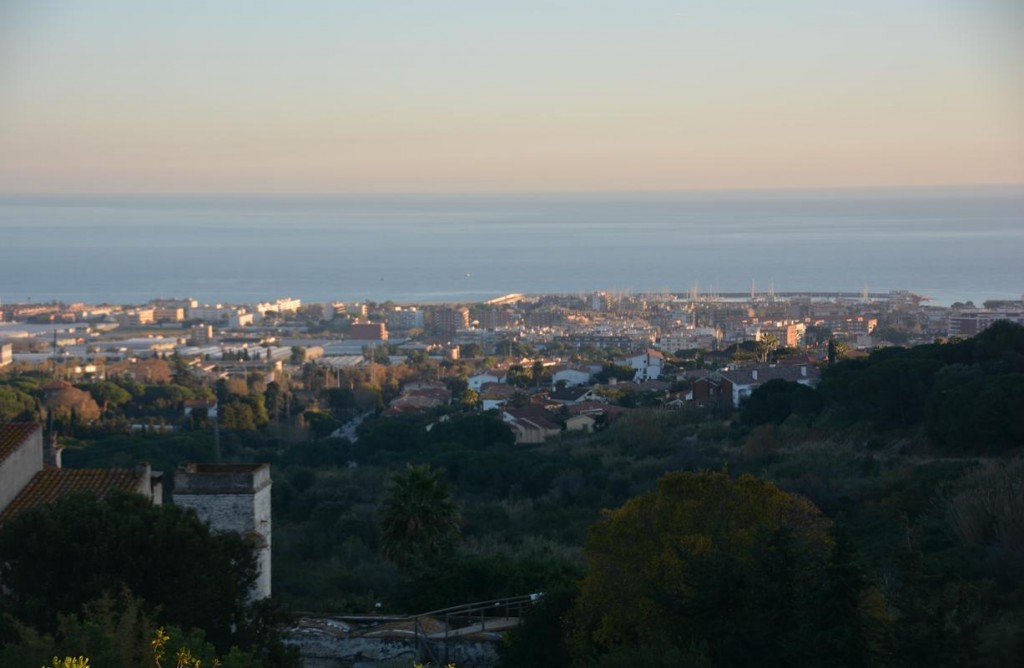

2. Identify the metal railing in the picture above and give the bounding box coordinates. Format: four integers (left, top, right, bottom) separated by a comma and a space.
412, 594, 539, 664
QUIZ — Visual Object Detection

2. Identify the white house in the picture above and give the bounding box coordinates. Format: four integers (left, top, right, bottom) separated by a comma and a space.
565, 414, 597, 433
694, 364, 821, 409
479, 382, 516, 411
468, 370, 507, 391
551, 366, 592, 388
621, 349, 665, 381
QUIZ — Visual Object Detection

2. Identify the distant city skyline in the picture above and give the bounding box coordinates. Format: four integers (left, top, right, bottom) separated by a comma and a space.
1, 1, 1022, 194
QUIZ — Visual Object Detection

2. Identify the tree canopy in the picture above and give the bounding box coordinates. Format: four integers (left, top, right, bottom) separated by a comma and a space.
0, 384, 39, 422
739, 378, 823, 426
569, 471, 887, 666
45, 386, 101, 425
815, 321, 1024, 450
0, 491, 257, 651
379, 464, 461, 568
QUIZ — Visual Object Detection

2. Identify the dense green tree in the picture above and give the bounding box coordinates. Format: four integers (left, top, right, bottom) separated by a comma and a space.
0, 385, 39, 422
170, 354, 202, 391
499, 586, 577, 668
356, 417, 424, 453
220, 402, 257, 431
263, 381, 284, 423
0, 589, 283, 668
461, 387, 480, 409
593, 364, 635, 384
568, 471, 888, 666
379, 464, 461, 568
425, 413, 514, 448
740, 378, 823, 426
827, 338, 848, 364
303, 409, 340, 439
926, 367, 1024, 452
460, 342, 483, 358
0, 491, 257, 651
241, 394, 269, 426
85, 381, 132, 414
806, 325, 834, 347
141, 384, 195, 411
531, 360, 545, 386
819, 356, 944, 429
809, 323, 1024, 448
325, 386, 356, 412
215, 378, 231, 405
507, 364, 529, 388
217, 395, 268, 431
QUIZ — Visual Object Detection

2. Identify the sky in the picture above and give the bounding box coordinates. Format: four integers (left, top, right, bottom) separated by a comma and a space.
0, 0, 1022, 194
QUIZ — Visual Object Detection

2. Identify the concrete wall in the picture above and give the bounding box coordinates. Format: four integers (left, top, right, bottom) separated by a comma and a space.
0, 427, 42, 512
283, 628, 501, 668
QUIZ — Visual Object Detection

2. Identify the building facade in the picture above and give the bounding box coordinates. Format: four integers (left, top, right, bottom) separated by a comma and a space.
173, 463, 273, 600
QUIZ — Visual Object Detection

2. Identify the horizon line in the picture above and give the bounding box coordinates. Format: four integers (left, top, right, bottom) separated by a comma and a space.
1, 181, 1023, 199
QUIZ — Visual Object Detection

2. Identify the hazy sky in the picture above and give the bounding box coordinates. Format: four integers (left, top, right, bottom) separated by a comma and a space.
1, 0, 1022, 193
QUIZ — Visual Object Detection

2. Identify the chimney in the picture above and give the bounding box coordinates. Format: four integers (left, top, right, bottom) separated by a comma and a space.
44, 431, 63, 469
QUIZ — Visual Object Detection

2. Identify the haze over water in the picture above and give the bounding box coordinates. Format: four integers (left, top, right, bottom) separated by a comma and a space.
0, 186, 1021, 307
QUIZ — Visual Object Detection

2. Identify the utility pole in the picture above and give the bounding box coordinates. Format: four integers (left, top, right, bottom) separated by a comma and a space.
213, 411, 222, 462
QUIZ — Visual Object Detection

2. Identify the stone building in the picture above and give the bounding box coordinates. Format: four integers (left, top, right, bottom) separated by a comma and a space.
173, 463, 272, 600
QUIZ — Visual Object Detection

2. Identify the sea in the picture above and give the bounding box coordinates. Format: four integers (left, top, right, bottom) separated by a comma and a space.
0, 185, 1021, 307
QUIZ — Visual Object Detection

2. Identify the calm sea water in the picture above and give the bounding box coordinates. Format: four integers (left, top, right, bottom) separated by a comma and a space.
0, 187, 1021, 307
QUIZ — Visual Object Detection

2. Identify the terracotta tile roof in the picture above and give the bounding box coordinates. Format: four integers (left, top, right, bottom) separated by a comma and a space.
716, 365, 821, 386
549, 386, 594, 402
479, 383, 516, 398
503, 407, 548, 420
0, 422, 40, 466
0, 468, 144, 524
508, 415, 561, 433
569, 402, 631, 419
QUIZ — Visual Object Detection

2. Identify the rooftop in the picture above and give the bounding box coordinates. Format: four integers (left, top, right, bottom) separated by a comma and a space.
0, 422, 40, 465
0, 467, 147, 524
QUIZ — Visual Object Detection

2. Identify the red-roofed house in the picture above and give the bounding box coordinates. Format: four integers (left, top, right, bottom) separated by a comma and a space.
692, 364, 820, 409
501, 407, 562, 444
0, 422, 162, 525
479, 382, 516, 411
0, 422, 43, 513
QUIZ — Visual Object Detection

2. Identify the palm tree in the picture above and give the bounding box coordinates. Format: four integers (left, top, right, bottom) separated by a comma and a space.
531, 359, 545, 388
379, 464, 461, 567
758, 333, 780, 363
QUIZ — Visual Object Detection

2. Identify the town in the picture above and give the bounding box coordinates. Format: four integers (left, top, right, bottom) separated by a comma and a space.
2, 289, 1022, 413
2, 289, 1024, 666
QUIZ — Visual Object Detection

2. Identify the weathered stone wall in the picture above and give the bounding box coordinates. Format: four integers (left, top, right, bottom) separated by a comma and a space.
283, 627, 501, 668
175, 463, 271, 494
173, 465, 272, 599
